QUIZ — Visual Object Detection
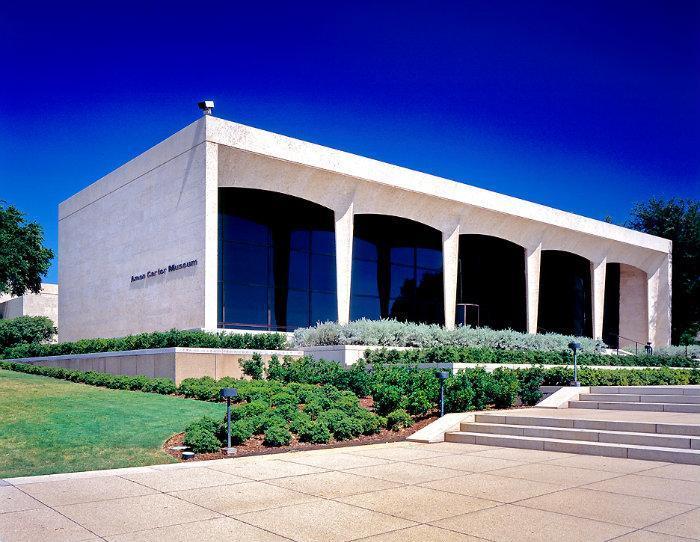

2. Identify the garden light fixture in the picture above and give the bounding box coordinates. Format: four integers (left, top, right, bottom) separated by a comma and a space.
568, 341, 581, 387
437, 370, 449, 417
220, 387, 238, 455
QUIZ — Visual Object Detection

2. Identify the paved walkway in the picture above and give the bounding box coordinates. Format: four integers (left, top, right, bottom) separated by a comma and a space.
1, 441, 699, 541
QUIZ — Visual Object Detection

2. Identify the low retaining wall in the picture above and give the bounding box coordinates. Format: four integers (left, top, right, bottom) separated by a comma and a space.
6, 348, 303, 385
5, 345, 677, 385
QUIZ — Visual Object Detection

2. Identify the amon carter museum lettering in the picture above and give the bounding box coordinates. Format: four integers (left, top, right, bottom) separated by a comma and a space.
130, 259, 198, 283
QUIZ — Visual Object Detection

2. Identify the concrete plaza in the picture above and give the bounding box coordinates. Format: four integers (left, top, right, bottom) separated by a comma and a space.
1, 441, 699, 542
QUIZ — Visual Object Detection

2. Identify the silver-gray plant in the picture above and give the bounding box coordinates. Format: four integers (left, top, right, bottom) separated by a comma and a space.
292, 319, 606, 352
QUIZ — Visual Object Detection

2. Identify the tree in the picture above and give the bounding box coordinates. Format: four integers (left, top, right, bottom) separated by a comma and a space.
626, 198, 699, 344
0, 316, 56, 351
0, 202, 54, 297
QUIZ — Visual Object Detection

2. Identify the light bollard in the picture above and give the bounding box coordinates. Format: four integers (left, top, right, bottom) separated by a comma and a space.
219, 387, 239, 455
568, 341, 582, 387
437, 370, 449, 417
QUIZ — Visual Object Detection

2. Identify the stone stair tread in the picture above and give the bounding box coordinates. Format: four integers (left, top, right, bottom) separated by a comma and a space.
445, 431, 700, 464
579, 394, 700, 404
460, 422, 699, 448
567, 400, 700, 413
461, 422, 699, 440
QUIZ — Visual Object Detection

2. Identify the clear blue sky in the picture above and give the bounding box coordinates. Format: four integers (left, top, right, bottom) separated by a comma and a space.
1, 1, 698, 284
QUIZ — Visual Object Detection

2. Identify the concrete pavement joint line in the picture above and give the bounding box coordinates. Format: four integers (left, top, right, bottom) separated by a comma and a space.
604, 522, 700, 542
633, 504, 700, 533
510, 487, 697, 530
115, 473, 299, 541
10, 482, 108, 541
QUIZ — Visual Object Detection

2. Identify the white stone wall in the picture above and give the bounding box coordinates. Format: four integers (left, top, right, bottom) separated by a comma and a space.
58, 120, 210, 341
58, 115, 673, 345
0, 283, 58, 327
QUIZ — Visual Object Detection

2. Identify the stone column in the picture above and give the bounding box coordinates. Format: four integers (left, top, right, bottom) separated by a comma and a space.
525, 244, 542, 334
203, 141, 219, 331
590, 257, 607, 340
647, 255, 672, 347
334, 202, 354, 325
442, 225, 460, 329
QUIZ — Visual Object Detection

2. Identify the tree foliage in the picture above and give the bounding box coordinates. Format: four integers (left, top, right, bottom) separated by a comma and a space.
0, 202, 54, 296
0, 316, 56, 351
626, 198, 699, 343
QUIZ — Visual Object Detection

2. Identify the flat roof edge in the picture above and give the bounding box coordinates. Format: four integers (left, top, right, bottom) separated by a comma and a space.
59, 118, 207, 220
207, 117, 671, 253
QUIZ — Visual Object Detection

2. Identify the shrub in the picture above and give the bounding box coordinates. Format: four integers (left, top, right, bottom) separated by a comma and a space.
386, 408, 413, 430
0, 316, 56, 351
402, 389, 431, 415
240, 353, 264, 379
353, 408, 385, 434
318, 409, 363, 440
444, 371, 476, 412
1, 328, 287, 360
185, 416, 219, 435
184, 427, 221, 453
289, 412, 313, 434
363, 345, 698, 368
266, 355, 285, 380
298, 421, 331, 443
263, 424, 292, 446
227, 419, 253, 444
491, 368, 520, 409
372, 384, 402, 415
293, 319, 605, 352
518, 366, 545, 405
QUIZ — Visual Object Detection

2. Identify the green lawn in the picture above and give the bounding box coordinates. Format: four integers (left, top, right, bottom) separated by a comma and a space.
0, 369, 225, 478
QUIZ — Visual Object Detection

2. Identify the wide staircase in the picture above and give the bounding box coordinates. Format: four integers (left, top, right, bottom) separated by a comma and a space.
445, 386, 700, 465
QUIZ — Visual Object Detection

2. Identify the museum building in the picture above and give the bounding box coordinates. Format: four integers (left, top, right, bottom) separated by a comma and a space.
58, 115, 672, 348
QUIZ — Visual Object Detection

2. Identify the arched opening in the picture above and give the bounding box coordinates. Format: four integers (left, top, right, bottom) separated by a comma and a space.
603, 263, 648, 350
351, 214, 443, 324
456, 234, 526, 331
218, 188, 336, 331
538, 250, 592, 337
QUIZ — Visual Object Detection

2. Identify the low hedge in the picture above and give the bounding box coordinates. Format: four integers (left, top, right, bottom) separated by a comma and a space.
0, 361, 177, 394
1, 329, 287, 360
183, 379, 391, 450
363, 346, 699, 368
293, 319, 606, 352
535, 366, 700, 387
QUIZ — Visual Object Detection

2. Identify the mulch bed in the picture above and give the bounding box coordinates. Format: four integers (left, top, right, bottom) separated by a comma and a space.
163, 412, 438, 462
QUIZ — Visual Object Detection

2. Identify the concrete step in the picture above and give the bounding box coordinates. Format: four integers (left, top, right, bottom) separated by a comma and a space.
445, 432, 700, 465
474, 413, 700, 436
589, 386, 700, 396
579, 393, 700, 404
460, 422, 700, 449
568, 400, 700, 413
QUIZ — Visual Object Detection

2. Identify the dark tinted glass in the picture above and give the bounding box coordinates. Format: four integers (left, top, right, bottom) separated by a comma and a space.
218, 188, 336, 330
350, 214, 443, 324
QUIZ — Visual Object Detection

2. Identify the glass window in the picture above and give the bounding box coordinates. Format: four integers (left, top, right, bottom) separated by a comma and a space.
353, 237, 378, 261
311, 291, 337, 323
312, 230, 335, 255
311, 253, 336, 292
224, 283, 268, 327
352, 259, 380, 297
218, 188, 336, 331
223, 243, 268, 285
287, 251, 310, 290
351, 215, 443, 324
390, 246, 414, 266
351, 295, 381, 321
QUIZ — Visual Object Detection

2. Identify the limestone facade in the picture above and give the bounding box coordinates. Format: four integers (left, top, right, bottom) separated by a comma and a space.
58, 116, 672, 345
